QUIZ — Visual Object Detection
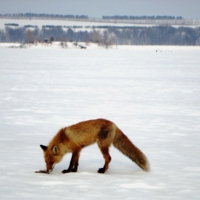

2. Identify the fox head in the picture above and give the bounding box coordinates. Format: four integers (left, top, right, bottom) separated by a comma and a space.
40, 144, 63, 172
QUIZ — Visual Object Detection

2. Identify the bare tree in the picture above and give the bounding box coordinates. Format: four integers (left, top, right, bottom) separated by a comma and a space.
60, 38, 68, 48
92, 30, 101, 43
26, 30, 34, 43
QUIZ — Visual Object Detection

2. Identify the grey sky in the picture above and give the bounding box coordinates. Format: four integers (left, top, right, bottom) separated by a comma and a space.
0, 0, 200, 19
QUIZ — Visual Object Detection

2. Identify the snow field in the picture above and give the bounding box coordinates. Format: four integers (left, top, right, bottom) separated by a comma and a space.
0, 46, 200, 199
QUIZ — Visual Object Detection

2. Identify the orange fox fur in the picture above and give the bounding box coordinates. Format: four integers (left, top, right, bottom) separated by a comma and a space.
40, 118, 150, 173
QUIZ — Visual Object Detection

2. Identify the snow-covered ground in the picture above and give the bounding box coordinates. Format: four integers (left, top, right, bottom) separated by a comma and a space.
1, 18, 198, 30
0, 18, 138, 30
0, 45, 200, 199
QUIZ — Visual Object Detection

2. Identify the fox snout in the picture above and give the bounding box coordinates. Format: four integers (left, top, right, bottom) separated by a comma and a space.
46, 163, 55, 172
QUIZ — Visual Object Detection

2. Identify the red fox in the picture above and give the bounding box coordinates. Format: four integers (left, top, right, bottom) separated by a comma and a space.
39, 118, 150, 174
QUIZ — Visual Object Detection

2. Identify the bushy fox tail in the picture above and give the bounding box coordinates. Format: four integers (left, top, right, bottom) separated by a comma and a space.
113, 128, 150, 171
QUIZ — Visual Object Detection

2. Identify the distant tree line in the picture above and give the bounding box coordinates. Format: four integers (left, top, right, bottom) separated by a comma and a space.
0, 13, 183, 20
102, 15, 183, 20
1, 25, 200, 45
4, 23, 19, 27
0, 13, 88, 19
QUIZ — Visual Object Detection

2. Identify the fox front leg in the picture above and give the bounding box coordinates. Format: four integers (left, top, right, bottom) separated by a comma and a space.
62, 150, 80, 173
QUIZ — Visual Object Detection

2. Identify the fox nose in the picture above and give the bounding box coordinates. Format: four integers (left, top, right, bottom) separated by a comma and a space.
47, 166, 54, 173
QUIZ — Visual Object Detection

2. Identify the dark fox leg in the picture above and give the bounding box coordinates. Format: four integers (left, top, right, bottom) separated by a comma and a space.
72, 161, 79, 172
62, 150, 80, 173
98, 147, 111, 173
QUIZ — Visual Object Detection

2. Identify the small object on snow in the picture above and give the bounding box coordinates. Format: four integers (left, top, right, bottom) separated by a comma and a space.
35, 169, 50, 174
79, 44, 86, 49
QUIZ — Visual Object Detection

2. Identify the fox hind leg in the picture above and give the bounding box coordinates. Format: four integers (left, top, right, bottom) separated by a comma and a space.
98, 146, 111, 173
97, 126, 114, 173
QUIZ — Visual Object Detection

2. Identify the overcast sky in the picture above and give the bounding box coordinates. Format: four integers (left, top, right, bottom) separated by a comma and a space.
0, 0, 200, 19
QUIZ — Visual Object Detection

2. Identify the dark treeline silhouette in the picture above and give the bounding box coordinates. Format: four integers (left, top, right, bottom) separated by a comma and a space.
0, 13, 88, 19
1, 25, 200, 45
0, 13, 183, 20
102, 15, 183, 20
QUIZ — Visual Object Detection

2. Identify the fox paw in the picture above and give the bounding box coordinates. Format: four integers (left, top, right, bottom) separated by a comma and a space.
71, 168, 77, 172
98, 168, 105, 173
62, 169, 71, 173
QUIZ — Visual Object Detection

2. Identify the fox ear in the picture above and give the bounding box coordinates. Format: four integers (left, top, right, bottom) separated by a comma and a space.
51, 145, 58, 155
40, 145, 48, 152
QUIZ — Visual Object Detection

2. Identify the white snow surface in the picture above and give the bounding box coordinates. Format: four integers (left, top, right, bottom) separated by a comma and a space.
0, 45, 200, 199
0, 18, 137, 29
